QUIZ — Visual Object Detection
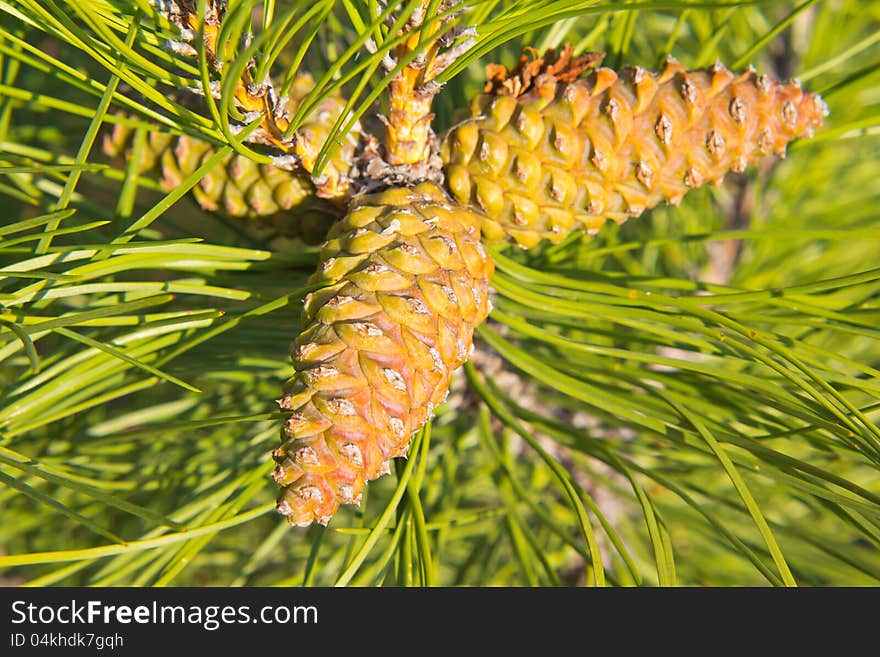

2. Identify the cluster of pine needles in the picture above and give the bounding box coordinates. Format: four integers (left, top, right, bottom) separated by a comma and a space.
1, 0, 879, 586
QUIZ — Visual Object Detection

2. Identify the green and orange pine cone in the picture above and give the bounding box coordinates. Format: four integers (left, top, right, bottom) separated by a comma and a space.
102, 74, 359, 243
441, 47, 828, 248
272, 183, 493, 526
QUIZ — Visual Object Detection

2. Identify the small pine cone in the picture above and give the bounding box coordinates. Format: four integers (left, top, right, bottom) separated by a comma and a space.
290, 86, 362, 201
101, 117, 174, 177
159, 137, 334, 225
441, 49, 829, 248
100, 74, 358, 243
273, 182, 494, 526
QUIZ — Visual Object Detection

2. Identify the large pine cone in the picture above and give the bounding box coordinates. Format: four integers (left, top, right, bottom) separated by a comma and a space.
273, 183, 494, 526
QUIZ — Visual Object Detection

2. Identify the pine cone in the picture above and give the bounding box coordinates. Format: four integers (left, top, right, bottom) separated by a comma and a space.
101, 75, 358, 243
158, 135, 339, 243
102, 122, 174, 177
273, 183, 494, 526
441, 48, 828, 248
